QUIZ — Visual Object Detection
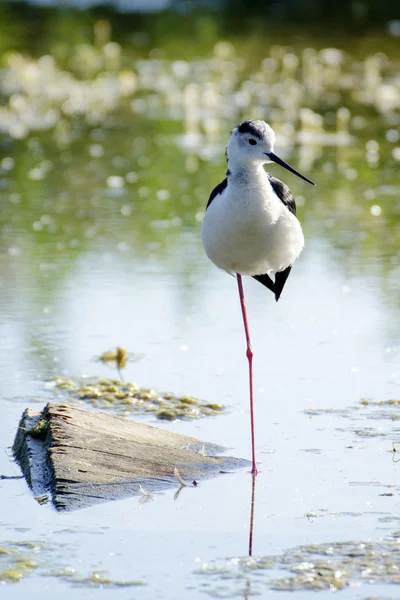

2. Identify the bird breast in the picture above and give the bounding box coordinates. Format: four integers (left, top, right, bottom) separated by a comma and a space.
201, 178, 304, 276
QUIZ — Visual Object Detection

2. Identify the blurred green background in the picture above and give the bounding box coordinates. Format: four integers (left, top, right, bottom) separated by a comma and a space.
0, 0, 399, 339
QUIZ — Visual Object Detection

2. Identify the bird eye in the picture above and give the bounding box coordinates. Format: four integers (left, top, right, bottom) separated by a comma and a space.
249, 139, 257, 145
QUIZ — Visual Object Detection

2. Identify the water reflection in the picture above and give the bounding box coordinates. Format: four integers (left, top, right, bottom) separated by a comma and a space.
248, 474, 256, 557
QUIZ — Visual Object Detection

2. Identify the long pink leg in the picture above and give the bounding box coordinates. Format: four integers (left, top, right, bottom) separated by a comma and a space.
236, 274, 258, 475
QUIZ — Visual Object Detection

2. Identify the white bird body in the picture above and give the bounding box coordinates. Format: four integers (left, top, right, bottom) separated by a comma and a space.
202, 164, 304, 276
200, 120, 315, 475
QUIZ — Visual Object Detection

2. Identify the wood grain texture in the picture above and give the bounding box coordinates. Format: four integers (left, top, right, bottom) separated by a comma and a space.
13, 402, 248, 510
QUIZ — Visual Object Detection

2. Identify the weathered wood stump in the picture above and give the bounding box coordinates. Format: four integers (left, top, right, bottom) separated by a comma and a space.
13, 402, 248, 511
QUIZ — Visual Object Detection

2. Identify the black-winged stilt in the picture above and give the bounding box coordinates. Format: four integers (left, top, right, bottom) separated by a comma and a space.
202, 120, 315, 475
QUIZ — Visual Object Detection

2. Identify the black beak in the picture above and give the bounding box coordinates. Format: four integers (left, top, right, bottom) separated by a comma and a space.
266, 152, 315, 186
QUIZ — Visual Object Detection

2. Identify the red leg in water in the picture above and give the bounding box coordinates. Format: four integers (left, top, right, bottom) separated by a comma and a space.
236, 274, 258, 475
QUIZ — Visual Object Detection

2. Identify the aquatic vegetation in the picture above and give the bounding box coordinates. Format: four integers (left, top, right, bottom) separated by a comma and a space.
53, 569, 145, 588
304, 397, 400, 444
49, 376, 224, 420
1, 16, 399, 318
98, 346, 129, 369
0, 542, 40, 584
195, 535, 400, 594
97, 346, 143, 380
27, 419, 48, 439
0, 540, 144, 587
0, 49, 137, 139
0, 18, 399, 149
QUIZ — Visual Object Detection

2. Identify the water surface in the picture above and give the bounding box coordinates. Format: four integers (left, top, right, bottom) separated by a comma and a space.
1, 14, 400, 598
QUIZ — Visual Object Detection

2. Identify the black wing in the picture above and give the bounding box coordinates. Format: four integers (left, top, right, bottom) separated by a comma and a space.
206, 177, 228, 209
253, 176, 297, 301
253, 266, 292, 302
274, 266, 292, 301
253, 274, 275, 295
267, 174, 296, 216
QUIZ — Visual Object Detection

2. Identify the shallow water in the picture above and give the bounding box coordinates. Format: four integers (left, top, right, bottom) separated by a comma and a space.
1, 13, 400, 598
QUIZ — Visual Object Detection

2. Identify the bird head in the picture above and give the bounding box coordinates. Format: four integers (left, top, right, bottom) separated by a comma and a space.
227, 120, 315, 185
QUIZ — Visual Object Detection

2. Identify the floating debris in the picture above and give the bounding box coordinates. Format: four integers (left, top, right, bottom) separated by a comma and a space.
48, 376, 224, 421
98, 346, 129, 368
173, 467, 198, 500
97, 346, 144, 381
138, 485, 154, 504
35, 495, 50, 505
173, 467, 190, 488
97, 346, 133, 380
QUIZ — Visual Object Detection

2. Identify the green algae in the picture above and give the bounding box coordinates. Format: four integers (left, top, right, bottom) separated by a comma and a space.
97, 346, 131, 380
203, 403, 224, 411
54, 568, 145, 588
156, 409, 177, 421
196, 535, 400, 594
27, 419, 48, 439
49, 376, 225, 421
305, 397, 400, 420
0, 569, 24, 583
304, 397, 400, 445
0, 540, 146, 588
0, 542, 41, 584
